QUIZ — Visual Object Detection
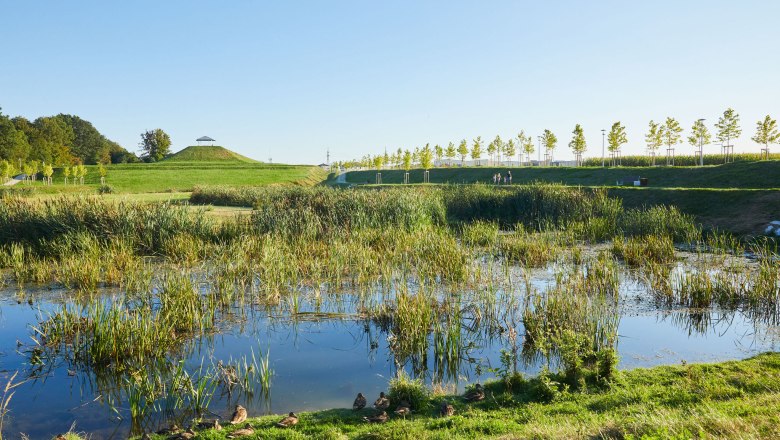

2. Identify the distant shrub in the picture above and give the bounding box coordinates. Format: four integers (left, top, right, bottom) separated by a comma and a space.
97, 184, 114, 194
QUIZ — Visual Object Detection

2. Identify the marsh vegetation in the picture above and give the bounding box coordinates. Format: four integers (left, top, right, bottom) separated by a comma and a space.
0, 184, 777, 439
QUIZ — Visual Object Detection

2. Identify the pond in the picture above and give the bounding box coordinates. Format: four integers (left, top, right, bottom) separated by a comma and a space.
0, 252, 777, 440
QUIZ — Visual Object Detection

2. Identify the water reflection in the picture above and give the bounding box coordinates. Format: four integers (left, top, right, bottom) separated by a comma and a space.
0, 257, 777, 439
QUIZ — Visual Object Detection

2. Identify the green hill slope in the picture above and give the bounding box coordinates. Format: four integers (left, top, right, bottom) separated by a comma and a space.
165, 145, 259, 163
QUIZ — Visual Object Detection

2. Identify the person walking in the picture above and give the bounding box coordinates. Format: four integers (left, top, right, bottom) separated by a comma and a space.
507, 170, 512, 184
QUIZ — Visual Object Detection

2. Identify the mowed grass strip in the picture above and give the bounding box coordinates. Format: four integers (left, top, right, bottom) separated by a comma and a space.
139, 353, 780, 440
344, 161, 780, 189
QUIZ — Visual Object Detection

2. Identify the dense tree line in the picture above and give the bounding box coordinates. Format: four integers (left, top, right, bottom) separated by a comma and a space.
0, 107, 136, 165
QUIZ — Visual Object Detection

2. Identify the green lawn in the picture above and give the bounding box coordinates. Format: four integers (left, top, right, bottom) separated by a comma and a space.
137, 353, 780, 440
343, 161, 780, 189
14, 163, 327, 194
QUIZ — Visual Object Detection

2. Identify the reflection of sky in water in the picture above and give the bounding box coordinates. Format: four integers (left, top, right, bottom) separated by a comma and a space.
0, 270, 778, 440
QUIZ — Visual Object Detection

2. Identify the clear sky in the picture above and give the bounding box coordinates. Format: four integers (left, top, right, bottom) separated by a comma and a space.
2, 1, 779, 164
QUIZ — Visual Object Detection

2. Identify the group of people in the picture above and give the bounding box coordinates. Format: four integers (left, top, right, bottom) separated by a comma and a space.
492, 170, 512, 185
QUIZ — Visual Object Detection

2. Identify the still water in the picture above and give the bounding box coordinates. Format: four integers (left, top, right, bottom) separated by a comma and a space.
0, 260, 777, 439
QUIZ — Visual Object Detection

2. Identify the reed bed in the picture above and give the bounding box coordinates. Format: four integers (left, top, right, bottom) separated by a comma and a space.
612, 235, 676, 267
3, 185, 776, 433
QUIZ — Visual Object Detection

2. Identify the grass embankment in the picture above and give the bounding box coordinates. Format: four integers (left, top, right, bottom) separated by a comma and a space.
140, 353, 780, 440
343, 161, 780, 189
4, 163, 327, 194
340, 161, 780, 235
610, 188, 780, 236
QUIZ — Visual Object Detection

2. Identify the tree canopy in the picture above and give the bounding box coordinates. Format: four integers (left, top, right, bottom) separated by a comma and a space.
0, 107, 135, 164
715, 108, 741, 146
139, 128, 172, 162
752, 115, 779, 152
608, 122, 627, 153
569, 124, 587, 156
541, 129, 557, 153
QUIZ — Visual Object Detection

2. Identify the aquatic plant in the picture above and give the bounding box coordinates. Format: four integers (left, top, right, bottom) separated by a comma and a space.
612, 235, 676, 267
460, 220, 499, 247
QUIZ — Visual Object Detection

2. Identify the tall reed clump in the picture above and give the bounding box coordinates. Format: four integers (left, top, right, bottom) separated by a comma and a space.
0, 197, 222, 256
612, 235, 676, 267
442, 183, 622, 231
660, 248, 779, 316
460, 220, 500, 247
251, 186, 446, 239
190, 185, 262, 207
522, 258, 621, 388
498, 230, 565, 267
34, 271, 215, 370
619, 205, 700, 243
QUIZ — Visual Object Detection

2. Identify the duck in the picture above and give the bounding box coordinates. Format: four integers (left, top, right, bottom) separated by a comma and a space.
229, 404, 248, 424
226, 423, 254, 438
168, 428, 196, 440
196, 419, 222, 430
276, 412, 299, 428
394, 403, 411, 418
373, 391, 390, 410
463, 383, 485, 402
156, 424, 181, 435
363, 411, 389, 423
353, 392, 367, 410
439, 400, 455, 417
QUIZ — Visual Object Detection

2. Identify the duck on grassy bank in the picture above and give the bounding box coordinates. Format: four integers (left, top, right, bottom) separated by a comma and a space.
463, 383, 485, 402
229, 404, 247, 424
374, 391, 390, 410
276, 412, 299, 428
363, 411, 389, 423
353, 392, 367, 410
226, 423, 254, 438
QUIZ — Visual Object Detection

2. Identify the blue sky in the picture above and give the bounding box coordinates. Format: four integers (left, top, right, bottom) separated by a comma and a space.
2, 1, 779, 164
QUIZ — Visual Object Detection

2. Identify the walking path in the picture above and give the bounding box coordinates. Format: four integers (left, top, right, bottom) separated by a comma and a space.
2, 177, 23, 186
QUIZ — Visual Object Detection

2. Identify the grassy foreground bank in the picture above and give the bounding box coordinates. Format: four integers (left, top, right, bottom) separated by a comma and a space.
138, 353, 780, 440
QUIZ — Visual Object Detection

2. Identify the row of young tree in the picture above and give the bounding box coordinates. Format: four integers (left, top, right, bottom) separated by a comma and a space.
342, 108, 779, 169
0, 107, 137, 166
0, 159, 103, 185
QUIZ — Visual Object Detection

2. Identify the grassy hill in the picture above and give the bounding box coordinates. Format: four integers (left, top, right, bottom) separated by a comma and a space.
164, 145, 259, 163
344, 161, 780, 189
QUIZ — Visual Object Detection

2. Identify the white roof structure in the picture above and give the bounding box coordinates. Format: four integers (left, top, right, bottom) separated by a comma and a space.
196, 136, 216, 145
